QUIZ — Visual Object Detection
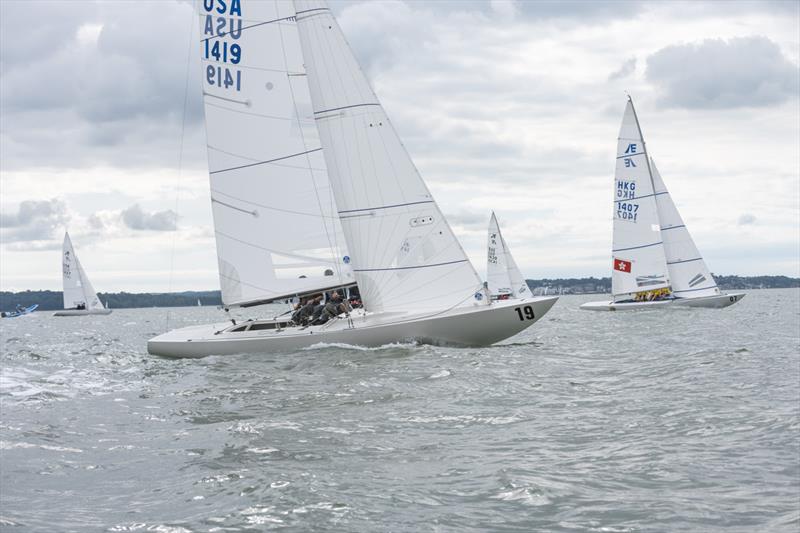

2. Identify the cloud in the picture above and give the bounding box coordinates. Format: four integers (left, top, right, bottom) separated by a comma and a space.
609, 57, 636, 81
738, 213, 757, 225
646, 36, 799, 109
0, 199, 68, 243
120, 204, 178, 231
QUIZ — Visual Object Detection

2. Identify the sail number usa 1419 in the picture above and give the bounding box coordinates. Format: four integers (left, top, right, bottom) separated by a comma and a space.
514, 306, 535, 321
202, 0, 243, 92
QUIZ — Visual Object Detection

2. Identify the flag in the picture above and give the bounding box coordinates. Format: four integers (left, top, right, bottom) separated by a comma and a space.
614, 258, 632, 273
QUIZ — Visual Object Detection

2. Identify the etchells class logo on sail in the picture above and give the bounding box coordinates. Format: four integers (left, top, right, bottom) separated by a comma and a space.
202, 0, 243, 93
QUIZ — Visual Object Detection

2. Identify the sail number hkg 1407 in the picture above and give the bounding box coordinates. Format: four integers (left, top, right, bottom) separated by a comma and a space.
202, 0, 243, 92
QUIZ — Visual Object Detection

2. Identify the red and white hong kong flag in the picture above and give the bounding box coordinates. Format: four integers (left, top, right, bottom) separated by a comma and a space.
614, 258, 632, 273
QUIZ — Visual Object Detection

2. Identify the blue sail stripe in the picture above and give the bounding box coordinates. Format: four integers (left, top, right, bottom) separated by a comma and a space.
673, 285, 718, 293
667, 257, 702, 265
354, 259, 467, 273
314, 103, 381, 115
614, 191, 668, 203
338, 200, 434, 215
613, 241, 663, 253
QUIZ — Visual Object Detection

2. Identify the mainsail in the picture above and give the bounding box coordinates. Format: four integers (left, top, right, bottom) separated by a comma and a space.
294, 0, 484, 314
652, 159, 720, 298
611, 98, 671, 301
62, 232, 103, 310
198, 0, 353, 308
487, 212, 529, 298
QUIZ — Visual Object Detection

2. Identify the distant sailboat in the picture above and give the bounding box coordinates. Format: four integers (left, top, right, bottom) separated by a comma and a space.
147, 0, 557, 357
486, 212, 530, 299
197, 299, 202, 307
54, 232, 112, 316
581, 97, 744, 311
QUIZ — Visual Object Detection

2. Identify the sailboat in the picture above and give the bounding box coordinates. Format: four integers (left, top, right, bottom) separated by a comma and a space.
54, 232, 112, 316
581, 97, 745, 311
148, 0, 557, 357
487, 212, 530, 299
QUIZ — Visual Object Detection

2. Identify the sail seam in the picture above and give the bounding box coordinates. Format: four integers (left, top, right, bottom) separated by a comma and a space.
314, 103, 381, 115
616, 152, 647, 159
673, 285, 718, 293
666, 258, 702, 265
210, 148, 323, 174
614, 192, 667, 203
660, 224, 686, 231
613, 242, 663, 252
354, 259, 468, 272
200, 16, 296, 44
338, 200, 434, 214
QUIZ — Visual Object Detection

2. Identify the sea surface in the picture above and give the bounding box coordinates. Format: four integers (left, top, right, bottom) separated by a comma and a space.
1, 289, 798, 532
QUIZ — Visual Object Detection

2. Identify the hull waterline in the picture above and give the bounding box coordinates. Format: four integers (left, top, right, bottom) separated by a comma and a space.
580, 292, 745, 311
54, 309, 113, 316
148, 297, 558, 358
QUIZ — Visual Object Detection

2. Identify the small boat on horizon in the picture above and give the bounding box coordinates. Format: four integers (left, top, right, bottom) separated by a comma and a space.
581, 97, 744, 311
487, 212, 531, 300
1, 304, 38, 318
53, 232, 112, 317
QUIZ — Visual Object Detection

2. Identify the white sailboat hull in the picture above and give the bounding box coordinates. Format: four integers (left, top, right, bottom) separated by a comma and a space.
579, 292, 745, 311
53, 309, 113, 317
148, 296, 558, 358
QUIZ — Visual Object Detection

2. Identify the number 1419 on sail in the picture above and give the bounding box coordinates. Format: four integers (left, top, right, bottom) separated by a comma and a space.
206, 65, 241, 91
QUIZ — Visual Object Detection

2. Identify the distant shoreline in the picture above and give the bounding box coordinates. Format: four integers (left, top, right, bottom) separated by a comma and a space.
1, 275, 797, 311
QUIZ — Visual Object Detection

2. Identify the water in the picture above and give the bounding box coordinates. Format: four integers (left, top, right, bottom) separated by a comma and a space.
1, 290, 798, 532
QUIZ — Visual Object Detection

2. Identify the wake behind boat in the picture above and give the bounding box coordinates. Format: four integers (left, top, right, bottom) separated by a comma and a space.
581, 97, 744, 311
148, 0, 556, 357
53, 232, 112, 317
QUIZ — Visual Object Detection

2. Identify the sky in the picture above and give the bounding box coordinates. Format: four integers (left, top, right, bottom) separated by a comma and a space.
1, 0, 798, 293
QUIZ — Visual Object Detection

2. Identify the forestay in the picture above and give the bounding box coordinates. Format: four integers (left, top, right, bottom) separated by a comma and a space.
611, 98, 671, 301
294, 0, 484, 314
651, 159, 720, 298
62, 233, 103, 310
487, 212, 529, 298
199, 0, 352, 308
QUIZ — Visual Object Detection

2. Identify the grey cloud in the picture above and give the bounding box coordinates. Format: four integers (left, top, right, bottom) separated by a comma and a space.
447, 211, 488, 228
738, 213, 757, 225
609, 57, 636, 81
121, 204, 178, 231
0, 198, 68, 243
646, 36, 799, 109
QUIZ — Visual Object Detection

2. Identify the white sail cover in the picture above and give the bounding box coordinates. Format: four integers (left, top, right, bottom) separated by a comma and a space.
62, 232, 103, 310
652, 159, 720, 298
199, 0, 353, 307
611, 99, 671, 301
487, 212, 529, 298
293, 0, 484, 314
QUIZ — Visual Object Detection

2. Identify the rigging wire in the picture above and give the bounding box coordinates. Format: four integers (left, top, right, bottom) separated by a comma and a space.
165, 1, 196, 331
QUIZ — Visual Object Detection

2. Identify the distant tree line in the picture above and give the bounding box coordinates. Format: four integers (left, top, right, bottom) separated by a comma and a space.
1, 275, 797, 311
0, 290, 222, 312
525, 275, 800, 295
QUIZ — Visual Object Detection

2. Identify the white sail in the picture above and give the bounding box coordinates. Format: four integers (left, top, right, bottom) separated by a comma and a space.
294, 0, 485, 314
611, 98, 671, 301
651, 159, 720, 298
487, 212, 529, 298
62, 232, 103, 310
199, 0, 353, 308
